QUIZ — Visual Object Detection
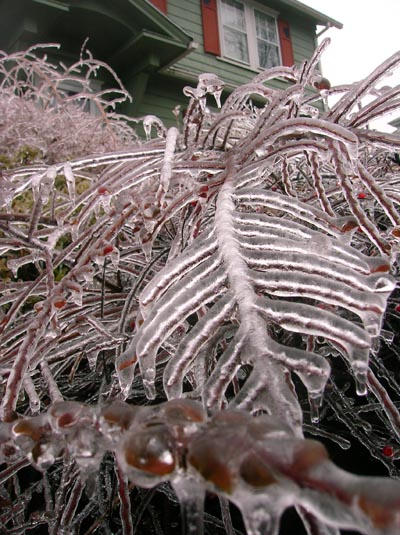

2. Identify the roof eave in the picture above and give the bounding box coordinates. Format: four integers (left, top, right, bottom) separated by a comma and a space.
279, 0, 343, 29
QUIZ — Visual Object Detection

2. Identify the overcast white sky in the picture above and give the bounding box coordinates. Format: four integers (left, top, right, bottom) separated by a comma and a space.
300, 0, 400, 131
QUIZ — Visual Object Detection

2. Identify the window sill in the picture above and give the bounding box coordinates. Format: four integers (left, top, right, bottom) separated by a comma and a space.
215, 56, 295, 87
215, 55, 261, 74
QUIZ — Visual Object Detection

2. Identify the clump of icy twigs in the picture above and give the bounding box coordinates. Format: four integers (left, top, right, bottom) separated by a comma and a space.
1, 40, 400, 535
0, 44, 138, 166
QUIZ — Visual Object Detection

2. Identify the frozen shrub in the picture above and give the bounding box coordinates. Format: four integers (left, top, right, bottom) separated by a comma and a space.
0, 40, 400, 534
0, 44, 138, 166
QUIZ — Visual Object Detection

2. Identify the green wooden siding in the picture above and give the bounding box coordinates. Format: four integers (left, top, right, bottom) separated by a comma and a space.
138, 76, 187, 123
136, 0, 320, 128
165, 0, 317, 87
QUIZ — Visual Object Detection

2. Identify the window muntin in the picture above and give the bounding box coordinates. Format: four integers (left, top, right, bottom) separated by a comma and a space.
219, 0, 281, 69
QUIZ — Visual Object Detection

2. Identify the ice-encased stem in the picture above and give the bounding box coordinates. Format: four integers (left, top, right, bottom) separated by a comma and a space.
214, 157, 303, 432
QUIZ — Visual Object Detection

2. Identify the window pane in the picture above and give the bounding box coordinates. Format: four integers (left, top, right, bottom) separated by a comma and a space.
257, 41, 279, 68
224, 27, 249, 63
255, 10, 278, 44
221, 0, 246, 30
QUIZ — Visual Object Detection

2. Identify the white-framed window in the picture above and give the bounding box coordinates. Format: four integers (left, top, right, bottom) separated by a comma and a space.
218, 0, 281, 70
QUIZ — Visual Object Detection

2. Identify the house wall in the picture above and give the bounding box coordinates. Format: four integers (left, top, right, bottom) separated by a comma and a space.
140, 0, 318, 127
136, 75, 189, 128
166, 0, 317, 87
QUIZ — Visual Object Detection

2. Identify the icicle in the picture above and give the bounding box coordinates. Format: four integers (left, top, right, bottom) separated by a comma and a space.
98, 189, 113, 214
116, 340, 138, 399
63, 162, 75, 202
86, 348, 100, 371
308, 393, 323, 424
105, 245, 120, 269
172, 475, 205, 535
75, 265, 95, 285
0, 175, 14, 211
240, 500, 282, 535
40, 166, 57, 205
7, 252, 46, 277
65, 280, 83, 307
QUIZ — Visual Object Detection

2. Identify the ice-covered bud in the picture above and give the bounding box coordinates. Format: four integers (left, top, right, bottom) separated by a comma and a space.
142, 196, 160, 220
382, 445, 394, 458
290, 439, 329, 477
102, 244, 120, 268
239, 452, 277, 488
118, 424, 176, 488
312, 76, 331, 91
67, 281, 83, 306
48, 400, 84, 431
52, 297, 67, 310
102, 244, 114, 255
97, 186, 109, 195
158, 399, 206, 425
12, 416, 50, 443
188, 437, 234, 493
154, 399, 206, 447
99, 400, 138, 432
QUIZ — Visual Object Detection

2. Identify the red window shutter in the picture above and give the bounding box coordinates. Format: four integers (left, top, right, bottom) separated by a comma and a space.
277, 19, 294, 66
201, 0, 221, 56
149, 0, 167, 14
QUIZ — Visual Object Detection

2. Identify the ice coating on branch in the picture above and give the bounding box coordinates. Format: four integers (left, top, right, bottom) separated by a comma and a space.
2, 42, 400, 535
184, 73, 225, 110
0, 174, 15, 210
198, 73, 224, 108
142, 115, 167, 140
2, 401, 400, 535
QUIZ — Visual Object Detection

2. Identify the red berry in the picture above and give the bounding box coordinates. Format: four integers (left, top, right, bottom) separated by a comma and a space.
391, 227, 400, 238
198, 185, 209, 198
102, 245, 114, 255
313, 77, 331, 91
395, 305, 400, 313
53, 299, 66, 309
358, 192, 367, 199
382, 445, 394, 457
97, 187, 109, 195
